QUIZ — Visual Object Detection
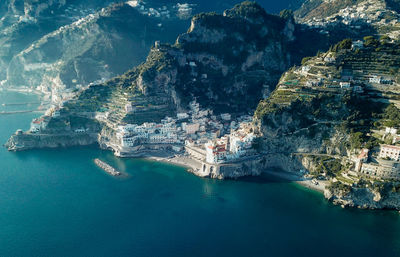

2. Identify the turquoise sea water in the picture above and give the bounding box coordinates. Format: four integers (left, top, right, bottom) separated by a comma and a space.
0, 91, 400, 257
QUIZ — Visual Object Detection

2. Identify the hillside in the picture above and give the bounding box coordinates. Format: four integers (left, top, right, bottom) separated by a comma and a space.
254, 37, 400, 208
295, 0, 400, 38
0, 1, 190, 105
5, 1, 333, 149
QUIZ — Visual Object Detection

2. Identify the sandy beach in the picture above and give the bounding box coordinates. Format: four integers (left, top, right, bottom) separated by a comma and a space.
266, 170, 326, 193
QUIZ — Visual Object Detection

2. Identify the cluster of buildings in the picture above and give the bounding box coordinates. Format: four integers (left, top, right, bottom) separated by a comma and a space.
116, 100, 256, 164
354, 128, 400, 180
30, 106, 61, 133
304, 1, 400, 32
204, 122, 256, 164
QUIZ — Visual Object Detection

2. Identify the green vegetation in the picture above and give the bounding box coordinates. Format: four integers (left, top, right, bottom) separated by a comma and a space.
327, 181, 352, 194
363, 36, 379, 48
382, 104, 400, 127
279, 9, 294, 21
311, 156, 344, 178
301, 57, 312, 65
331, 38, 352, 52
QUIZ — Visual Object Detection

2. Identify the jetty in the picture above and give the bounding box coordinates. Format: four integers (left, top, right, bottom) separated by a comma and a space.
0, 110, 34, 115
94, 158, 121, 176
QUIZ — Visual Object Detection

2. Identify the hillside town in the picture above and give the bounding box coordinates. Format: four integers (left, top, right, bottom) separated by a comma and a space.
302, 0, 400, 37
114, 100, 257, 163
28, 99, 258, 165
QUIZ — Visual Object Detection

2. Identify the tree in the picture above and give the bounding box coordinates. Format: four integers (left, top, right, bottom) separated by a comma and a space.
279, 9, 294, 21
363, 36, 379, 47
332, 38, 352, 52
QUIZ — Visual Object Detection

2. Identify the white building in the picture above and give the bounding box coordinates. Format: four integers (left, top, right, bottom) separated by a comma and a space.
221, 113, 231, 121
30, 117, 48, 133
369, 75, 381, 84
229, 133, 255, 158
205, 138, 228, 164
177, 112, 189, 120
379, 144, 400, 161
340, 82, 351, 88
352, 40, 363, 49
385, 127, 398, 136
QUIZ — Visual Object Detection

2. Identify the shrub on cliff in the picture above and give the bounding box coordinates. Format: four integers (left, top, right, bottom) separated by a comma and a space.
327, 181, 352, 194
331, 38, 352, 52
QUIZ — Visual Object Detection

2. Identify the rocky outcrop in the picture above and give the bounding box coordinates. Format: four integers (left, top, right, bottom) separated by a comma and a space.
325, 185, 400, 210
5, 132, 98, 151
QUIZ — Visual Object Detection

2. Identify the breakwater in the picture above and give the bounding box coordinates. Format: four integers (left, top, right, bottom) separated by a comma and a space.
94, 158, 121, 176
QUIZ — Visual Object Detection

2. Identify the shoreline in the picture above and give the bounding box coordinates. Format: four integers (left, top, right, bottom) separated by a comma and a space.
145, 152, 327, 193
264, 169, 326, 193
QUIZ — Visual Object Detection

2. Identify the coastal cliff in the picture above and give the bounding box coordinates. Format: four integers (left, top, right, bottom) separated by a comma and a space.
6, 132, 98, 151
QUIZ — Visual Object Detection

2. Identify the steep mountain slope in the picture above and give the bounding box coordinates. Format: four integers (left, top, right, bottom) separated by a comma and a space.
6, 1, 332, 148
0, 0, 116, 81
254, 37, 400, 208
4, 3, 187, 103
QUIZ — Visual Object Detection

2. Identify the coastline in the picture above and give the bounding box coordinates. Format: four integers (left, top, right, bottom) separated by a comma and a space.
146, 152, 327, 194
264, 169, 326, 193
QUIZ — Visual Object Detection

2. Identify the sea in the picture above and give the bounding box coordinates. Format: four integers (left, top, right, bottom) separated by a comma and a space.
0, 1, 400, 256
0, 91, 400, 257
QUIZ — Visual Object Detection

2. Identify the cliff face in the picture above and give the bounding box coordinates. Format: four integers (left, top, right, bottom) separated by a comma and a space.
2, 2, 188, 100
0, 0, 116, 83
325, 183, 400, 209
6, 132, 98, 151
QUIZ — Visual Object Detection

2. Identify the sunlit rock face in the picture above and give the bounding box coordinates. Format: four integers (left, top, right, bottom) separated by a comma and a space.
0, 0, 190, 104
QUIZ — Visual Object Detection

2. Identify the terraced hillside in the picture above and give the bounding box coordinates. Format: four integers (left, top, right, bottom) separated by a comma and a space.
255, 37, 400, 173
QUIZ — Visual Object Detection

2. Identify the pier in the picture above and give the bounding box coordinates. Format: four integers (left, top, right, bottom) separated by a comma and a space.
0, 110, 34, 115
1, 102, 41, 106
94, 158, 121, 176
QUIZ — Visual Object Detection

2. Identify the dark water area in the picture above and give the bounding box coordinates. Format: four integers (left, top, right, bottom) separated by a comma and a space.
0, 91, 400, 257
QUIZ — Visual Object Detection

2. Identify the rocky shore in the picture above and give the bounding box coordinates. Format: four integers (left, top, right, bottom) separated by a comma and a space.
5, 132, 98, 151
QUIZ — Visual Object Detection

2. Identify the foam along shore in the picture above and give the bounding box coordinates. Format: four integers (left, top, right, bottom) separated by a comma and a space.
94, 158, 121, 176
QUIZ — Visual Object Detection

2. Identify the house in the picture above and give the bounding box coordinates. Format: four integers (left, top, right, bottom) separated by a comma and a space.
205, 138, 228, 164
369, 75, 381, 84
30, 117, 48, 133
301, 65, 311, 75
340, 82, 351, 88
74, 128, 86, 133
385, 127, 398, 136
355, 149, 369, 172
189, 61, 197, 67
185, 123, 200, 134
229, 132, 255, 158
360, 159, 400, 180
352, 40, 363, 49
125, 103, 135, 113
221, 113, 231, 121
177, 112, 189, 120
379, 144, 400, 161
324, 56, 336, 63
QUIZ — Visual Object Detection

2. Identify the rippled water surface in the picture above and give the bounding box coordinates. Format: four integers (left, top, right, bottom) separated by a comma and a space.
0, 91, 399, 257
